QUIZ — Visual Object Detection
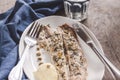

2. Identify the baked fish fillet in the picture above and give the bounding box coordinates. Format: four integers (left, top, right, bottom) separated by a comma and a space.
44, 26, 69, 80
60, 24, 87, 80
37, 25, 50, 50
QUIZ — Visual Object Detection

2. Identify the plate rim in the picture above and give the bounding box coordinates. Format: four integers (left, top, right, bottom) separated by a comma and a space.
19, 15, 105, 80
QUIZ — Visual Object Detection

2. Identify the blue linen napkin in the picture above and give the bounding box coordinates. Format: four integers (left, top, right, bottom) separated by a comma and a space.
0, 0, 63, 79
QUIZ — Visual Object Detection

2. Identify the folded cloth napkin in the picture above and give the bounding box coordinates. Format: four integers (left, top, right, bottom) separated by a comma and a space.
0, 0, 63, 79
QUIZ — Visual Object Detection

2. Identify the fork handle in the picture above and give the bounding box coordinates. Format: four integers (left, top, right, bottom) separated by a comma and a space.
88, 42, 120, 80
8, 45, 30, 80
19, 45, 30, 65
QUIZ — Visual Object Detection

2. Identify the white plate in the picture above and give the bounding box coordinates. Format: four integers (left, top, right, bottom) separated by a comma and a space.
19, 16, 105, 80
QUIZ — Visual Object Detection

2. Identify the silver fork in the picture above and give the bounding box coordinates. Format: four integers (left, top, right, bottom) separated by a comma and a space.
8, 21, 41, 80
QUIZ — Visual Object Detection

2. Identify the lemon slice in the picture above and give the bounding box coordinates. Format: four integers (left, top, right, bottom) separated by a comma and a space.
33, 63, 58, 80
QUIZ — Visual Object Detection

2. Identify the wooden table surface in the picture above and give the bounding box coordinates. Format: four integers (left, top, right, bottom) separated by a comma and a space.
85, 0, 120, 79
0, 0, 120, 80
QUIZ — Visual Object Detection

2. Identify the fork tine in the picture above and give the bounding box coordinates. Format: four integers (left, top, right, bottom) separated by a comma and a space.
33, 24, 41, 38
32, 23, 39, 38
36, 24, 42, 38
28, 21, 42, 38
28, 21, 37, 35
28, 21, 38, 37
